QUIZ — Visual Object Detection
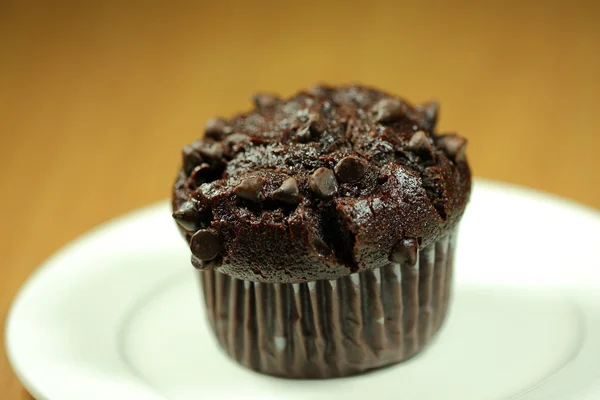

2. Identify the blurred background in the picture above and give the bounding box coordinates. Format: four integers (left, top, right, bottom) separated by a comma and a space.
1, 0, 599, 397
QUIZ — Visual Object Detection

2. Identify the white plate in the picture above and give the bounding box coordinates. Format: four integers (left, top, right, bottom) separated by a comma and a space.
6, 179, 600, 400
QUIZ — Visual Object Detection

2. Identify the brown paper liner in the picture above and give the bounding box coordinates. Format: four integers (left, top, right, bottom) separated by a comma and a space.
198, 231, 456, 379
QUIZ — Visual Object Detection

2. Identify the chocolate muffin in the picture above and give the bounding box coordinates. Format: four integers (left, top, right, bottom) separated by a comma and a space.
172, 84, 471, 378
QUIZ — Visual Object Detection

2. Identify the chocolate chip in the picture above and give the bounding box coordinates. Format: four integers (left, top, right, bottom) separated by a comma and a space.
389, 238, 418, 267
307, 84, 331, 97
234, 177, 265, 202
439, 134, 467, 162
271, 177, 300, 204
308, 113, 324, 133
295, 125, 311, 142
190, 229, 221, 261
408, 131, 434, 158
252, 93, 280, 109
322, 101, 333, 114
204, 117, 231, 139
334, 156, 365, 183
223, 133, 250, 155
310, 167, 338, 198
188, 163, 212, 187
312, 238, 332, 258
182, 145, 203, 175
372, 98, 407, 123
172, 200, 199, 231
197, 141, 224, 161
294, 113, 322, 142
417, 101, 439, 130
191, 255, 217, 270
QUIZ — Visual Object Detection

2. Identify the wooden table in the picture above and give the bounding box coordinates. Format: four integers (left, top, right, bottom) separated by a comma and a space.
1, 1, 599, 398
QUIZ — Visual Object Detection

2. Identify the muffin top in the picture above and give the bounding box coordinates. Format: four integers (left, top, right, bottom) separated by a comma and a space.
172, 85, 471, 283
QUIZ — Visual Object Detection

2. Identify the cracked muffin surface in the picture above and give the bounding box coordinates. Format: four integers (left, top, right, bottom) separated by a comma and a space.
172, 84, 471, 283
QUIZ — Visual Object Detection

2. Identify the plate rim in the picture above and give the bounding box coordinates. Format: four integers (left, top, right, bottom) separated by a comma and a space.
5, 178, 600, 400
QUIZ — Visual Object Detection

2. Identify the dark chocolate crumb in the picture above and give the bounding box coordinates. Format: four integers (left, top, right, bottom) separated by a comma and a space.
271, 177, 300, 204
334, 156, 366, 183
190, 229, 221, 261
234, 177, 265, 202
389, 238, 418, 267
310, 167, 338, 198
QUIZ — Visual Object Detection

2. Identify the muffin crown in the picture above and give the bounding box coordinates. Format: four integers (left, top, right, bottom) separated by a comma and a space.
172, 85, 471, 283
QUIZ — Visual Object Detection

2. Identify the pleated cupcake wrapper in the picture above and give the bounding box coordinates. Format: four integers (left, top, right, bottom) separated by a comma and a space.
199, 231, 456, 379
